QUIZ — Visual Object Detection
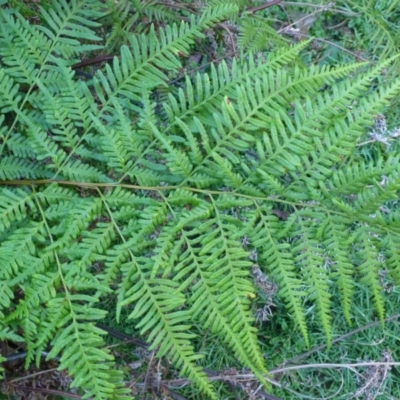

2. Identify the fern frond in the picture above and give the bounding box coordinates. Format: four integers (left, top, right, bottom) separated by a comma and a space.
354, 228, 385, 322
201, 196, 268, 379
39, 0, 104, 56
93, 4, 238, 107
317, 214, 354, 325
164, 40, 315, 133
118, 255, 216, 398
0, 325, 24, 342
381, 232, 400, 284
285, 58, 400, 196
0, 187, 34, 231
179, 226, 268, 380
1, 2, 400, 398
344, 0, 400, 62
289, 211, 332, 343
45, 197, 103, 251
239, 15, 288, 52
176, 62, 366, 190
47, 307, 128, 399
245, 204, 309, 344
0, 156, 46, 179
61, 221, 116, 269
0, 12, 50, 84
0, 70, 22, 113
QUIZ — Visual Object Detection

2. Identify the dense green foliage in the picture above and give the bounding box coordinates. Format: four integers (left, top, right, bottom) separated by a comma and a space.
1, 0, 400, 398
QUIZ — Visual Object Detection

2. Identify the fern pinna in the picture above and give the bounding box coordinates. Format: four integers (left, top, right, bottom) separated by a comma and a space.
1, 0, 400, 398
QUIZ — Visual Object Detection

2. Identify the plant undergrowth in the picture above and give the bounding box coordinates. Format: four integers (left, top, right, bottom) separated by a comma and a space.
1, 1, 400, 399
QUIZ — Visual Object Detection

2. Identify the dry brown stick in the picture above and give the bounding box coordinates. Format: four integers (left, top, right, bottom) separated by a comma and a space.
283, 312, 400, 366
12, 386, 82, 399
155, 361, 400, 388
96, 323, 148, 348
157, 0, 282, 15
71, 55, 114, 70
142, 350, 156, 394
138, 314, 400, 394
245, 0, 283, 14
218, 22, 238, 58
9, 368, 59, 384
281, 29, 371, 62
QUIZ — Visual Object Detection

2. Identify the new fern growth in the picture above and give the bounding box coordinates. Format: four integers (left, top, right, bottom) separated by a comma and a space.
1, 1, 400, 399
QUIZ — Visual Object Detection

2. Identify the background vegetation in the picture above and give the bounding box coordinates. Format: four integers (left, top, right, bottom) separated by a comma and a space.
1, 0, 400, 399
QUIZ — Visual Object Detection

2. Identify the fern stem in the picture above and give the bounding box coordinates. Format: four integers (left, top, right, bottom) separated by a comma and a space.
0, 178, 353, 216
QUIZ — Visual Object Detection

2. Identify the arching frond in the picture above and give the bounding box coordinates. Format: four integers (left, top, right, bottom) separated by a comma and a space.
1, 1, 400, 398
